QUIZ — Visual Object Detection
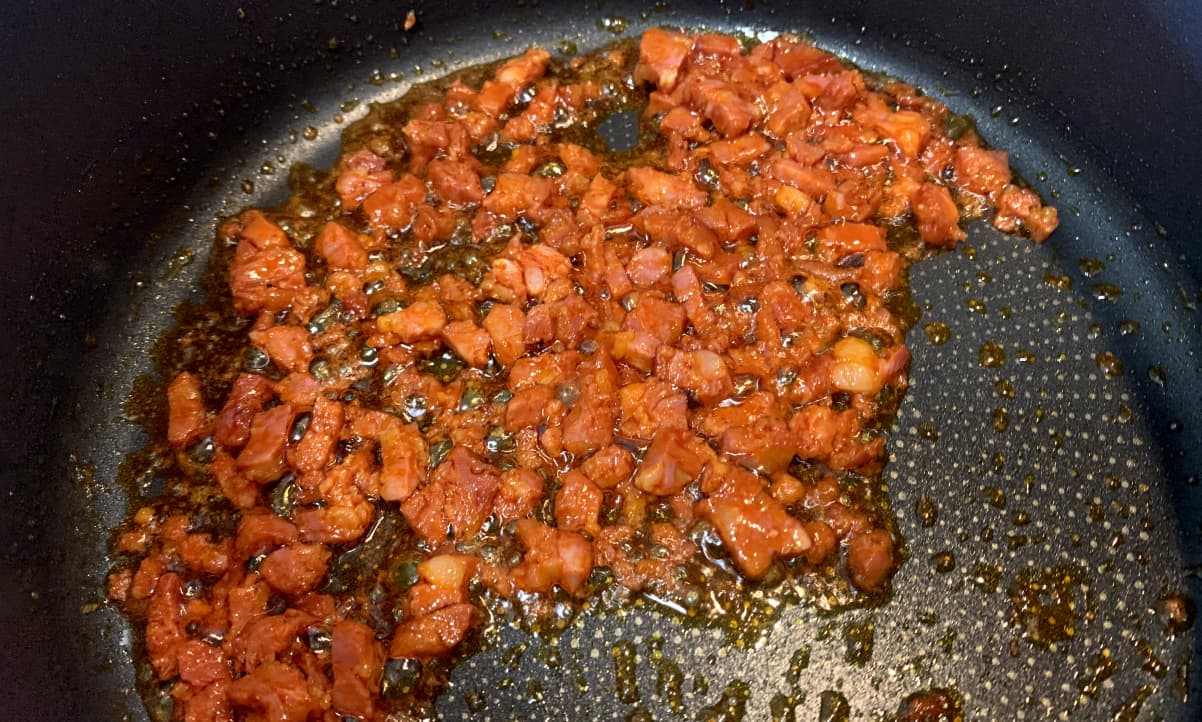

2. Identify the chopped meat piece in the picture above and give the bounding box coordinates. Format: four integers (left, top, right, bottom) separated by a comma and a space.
377, 300, 447, 342
427, 158, 484, 206
626, 167, 707, 210
400, 447, 500, 543
226, 661, 322, 722
634, 28, 694, 92
259, 543, 331, 597
844, 528, 897, 591
912, 182, 966, 246
697, 466, 812, 579
315, 221, 369, 271
632, 428, 712, 496
331, 620, 385, 720
236, 404, 293, 484
510, 519, 594, 596
389, 604, 477, 659
166, 372, 205, 447
248, 325, 312, 374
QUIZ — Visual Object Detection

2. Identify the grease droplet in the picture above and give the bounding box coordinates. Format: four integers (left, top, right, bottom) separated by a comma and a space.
1148, 365, 1166, 388
970, 564, 1003, 594
992, 407, 1010, 433
1007, 565, 1085, 648
916, 496, 938, 527
1044, 273, 1073, 291
1095, 352, 1124, 378
1091, 282, 1123, 302
1077, 257, 1105, 277
979, 341, 1006, 367
843, 619, 874, 665
922, 321, 951, 345
1078, 649, 1118, 698
1156, 592, 1196, 635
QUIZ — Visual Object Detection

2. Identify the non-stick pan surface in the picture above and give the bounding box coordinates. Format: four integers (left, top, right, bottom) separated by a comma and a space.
2, 1, 1200, 720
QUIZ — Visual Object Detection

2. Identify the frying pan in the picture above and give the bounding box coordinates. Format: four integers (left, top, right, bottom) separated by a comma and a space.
2, 0, 1200, 719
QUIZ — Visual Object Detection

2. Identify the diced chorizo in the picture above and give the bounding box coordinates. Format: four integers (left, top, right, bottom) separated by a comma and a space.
175, 639, 229, 688
428, 158, 484, 206
708, 134, 771, 166
720, 415, 796, 475
332, 620, 385, 720
626, 167, 707, 210
336, 149, 394, 210
441, 320, 492, 368
259, 543, 331, 597
362, 175, 426, 232
272, 372, 321, 411
626, 247, 672, 289
993, 184, 1059, 241
377, 300, 447, 342
845, 528, 896, 591
234, 508, 299, 559
229, 245, 307, 317
248, 325, 312, 374
210, 451, 259, 509
167, 372, 206, 447
510, 519, 594, 596
482, 303, 526, 366
561, 387, 616, 458
633, 27, 694, 92
579, 444, 636, 490
695, 198, 758, 244
952, 145, 1011, 196
482, 173, 553, 220
226, 661, 322, 722
376, 414, 428, 503
495, 47, 552, 90
388, 603, 477, 659
912, 182, 966, 247
697, 470, 811, 579
761, 80, 812, 138
400, 447, 499, 543
145, 572, 185, 679
816, 223, 887, 254
683, 78, 761, 137
236, 404, 293, 484
659, 348, 734, 404
618, 380, 689, 442
554, 470, 602, 537
494, 468, 545, 522
635, 206, 718, 259
289, 395, 342, 473
632, 428, 711, 496
214, 373, 274, 449
315, 222, 369, 271
517, 244, 572, 299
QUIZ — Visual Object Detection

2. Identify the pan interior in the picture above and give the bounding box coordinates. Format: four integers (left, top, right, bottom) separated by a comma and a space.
59, 2, 1201, 720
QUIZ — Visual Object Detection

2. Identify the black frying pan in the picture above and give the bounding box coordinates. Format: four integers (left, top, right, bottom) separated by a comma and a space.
2, 1, 1200, 719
